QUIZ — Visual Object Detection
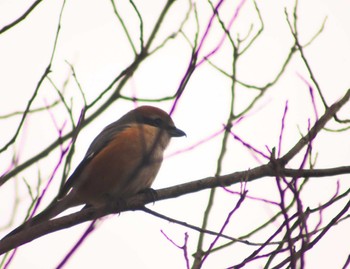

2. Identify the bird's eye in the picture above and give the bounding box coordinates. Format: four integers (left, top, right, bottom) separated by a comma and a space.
153, 118, 163, 127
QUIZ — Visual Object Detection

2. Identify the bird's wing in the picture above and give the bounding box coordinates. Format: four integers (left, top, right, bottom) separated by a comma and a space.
58, 122, 129, 198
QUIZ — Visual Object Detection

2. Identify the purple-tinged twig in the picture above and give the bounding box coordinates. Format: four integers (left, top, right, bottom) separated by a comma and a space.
161, 230, 190, 269
56, 220, 97, 269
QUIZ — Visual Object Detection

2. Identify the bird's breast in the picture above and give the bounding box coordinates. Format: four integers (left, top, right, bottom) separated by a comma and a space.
73, 124, 168, 206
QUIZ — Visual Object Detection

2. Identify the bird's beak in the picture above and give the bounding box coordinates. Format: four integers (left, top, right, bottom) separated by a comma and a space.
168, 126, 186, 137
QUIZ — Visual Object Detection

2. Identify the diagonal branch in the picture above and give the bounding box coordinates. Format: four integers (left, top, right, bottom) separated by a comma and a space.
1, 88, 349, 254
280, 89, 350, 165
0, 0, 43, 34
1, 163, 350, 255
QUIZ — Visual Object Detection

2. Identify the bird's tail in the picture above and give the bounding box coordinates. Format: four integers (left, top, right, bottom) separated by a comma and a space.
3, 196, 71, 240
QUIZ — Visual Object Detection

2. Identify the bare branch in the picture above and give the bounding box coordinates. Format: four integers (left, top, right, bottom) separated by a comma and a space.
0, 0, 43, 34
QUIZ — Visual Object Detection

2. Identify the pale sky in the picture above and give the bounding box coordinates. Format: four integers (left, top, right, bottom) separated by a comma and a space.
0, 1, 350, 268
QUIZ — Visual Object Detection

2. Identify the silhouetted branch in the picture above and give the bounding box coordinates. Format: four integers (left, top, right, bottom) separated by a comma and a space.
0, 0, 43, 34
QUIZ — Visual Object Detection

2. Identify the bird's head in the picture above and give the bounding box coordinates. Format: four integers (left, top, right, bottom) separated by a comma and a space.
120, 106, 186, 139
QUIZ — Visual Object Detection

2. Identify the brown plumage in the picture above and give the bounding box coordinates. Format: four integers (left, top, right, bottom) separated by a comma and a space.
4, 106, 185, 238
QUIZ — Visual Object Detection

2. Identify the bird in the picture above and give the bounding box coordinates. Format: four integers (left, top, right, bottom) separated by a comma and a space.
5, 105, 186, 238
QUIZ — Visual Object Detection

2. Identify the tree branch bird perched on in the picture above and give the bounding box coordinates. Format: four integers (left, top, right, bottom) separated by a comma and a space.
5, 106, 186, 238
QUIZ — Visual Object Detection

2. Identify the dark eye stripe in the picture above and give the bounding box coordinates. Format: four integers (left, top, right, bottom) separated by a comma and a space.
142, 117, 163, 127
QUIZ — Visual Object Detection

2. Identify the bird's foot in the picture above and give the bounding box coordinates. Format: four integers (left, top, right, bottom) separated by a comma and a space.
138, 188, 158, 203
